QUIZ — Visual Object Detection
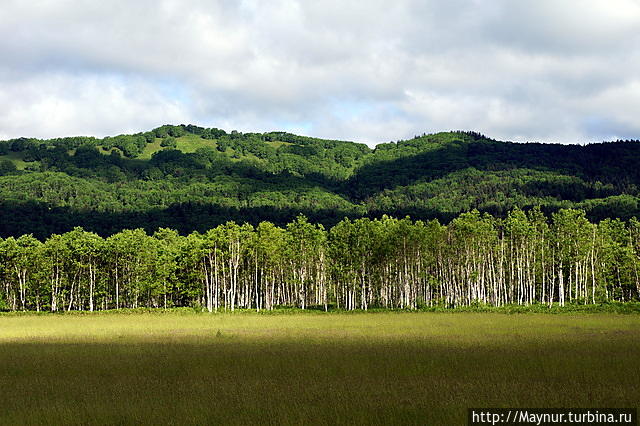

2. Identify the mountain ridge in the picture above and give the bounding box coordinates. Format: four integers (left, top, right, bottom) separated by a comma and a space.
1, 124, 639, 238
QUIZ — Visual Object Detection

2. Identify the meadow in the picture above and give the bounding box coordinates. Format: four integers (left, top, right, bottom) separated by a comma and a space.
1, 311, 638, 425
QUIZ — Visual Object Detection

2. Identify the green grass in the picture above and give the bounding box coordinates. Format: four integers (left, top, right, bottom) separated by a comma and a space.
0, 152, 32, 170
136, 138, 164, 159
175, 134, 217, 153
0, 312, 638, 425
266, 140, 294, 148
417, 301, 640, 314
136, 135, 218, 159
99, 135, 219, 160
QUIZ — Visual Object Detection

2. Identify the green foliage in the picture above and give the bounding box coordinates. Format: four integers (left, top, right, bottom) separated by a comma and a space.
0, 210, 639, 313
160, 137, 177, 148
0, 159, 17, 176
1, 126, 640, 237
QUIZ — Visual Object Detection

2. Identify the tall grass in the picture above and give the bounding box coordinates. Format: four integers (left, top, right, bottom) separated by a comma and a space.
0, 313, 638, 424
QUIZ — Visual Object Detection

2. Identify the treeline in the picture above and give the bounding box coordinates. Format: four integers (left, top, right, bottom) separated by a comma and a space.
1, 208, 638, 312
0, 124, 369, 181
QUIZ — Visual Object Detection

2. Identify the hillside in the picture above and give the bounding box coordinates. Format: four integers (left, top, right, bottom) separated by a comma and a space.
1, 124, 639, 237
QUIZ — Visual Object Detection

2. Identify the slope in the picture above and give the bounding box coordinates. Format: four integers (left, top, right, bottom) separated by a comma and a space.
1, 125, 639, 237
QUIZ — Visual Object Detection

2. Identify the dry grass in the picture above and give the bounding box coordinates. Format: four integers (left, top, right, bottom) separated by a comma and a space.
0, 312, 638, 425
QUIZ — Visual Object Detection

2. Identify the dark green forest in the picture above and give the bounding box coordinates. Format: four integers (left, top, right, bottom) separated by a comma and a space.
1, 124, 640, 238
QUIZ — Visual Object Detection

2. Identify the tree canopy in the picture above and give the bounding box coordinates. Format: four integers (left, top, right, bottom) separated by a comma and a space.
1, 125, 640, 237
0, 211, 638, 312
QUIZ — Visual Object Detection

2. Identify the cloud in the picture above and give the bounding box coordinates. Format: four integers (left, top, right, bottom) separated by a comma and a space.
0, 0, 638, 145
0, 73, 190, 140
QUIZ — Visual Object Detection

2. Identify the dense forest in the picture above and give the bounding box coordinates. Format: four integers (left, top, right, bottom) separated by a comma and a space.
1, 209, 639, 312
1, 125, 640, 238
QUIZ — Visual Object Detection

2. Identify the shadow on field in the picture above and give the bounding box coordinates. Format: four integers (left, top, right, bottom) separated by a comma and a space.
1, 335, 638, 425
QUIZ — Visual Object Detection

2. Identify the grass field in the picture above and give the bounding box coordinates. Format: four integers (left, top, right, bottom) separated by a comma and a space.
136, 135, 220, 159
1, 311, 638, 424
0, 151, 32, 170
174, 134, 218, 154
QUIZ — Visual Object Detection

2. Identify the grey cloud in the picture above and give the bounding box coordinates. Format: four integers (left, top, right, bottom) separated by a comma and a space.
484, 0, 640, 55
0, 0, 639, 145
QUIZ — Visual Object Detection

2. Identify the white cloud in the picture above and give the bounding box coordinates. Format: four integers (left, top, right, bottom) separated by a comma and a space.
0, 0, 638, 145
0, 73, 189, 139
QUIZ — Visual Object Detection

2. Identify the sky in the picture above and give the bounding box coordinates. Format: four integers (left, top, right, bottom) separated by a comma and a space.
1, 0, 639, 146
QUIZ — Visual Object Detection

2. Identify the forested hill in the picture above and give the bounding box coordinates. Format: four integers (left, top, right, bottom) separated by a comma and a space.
1, 124, 640, 238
